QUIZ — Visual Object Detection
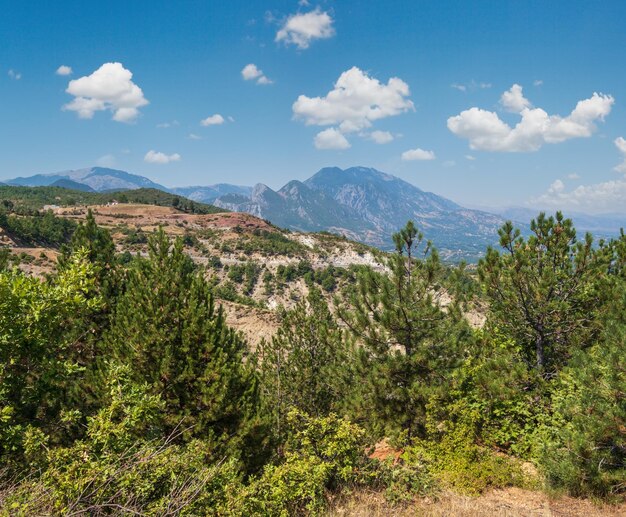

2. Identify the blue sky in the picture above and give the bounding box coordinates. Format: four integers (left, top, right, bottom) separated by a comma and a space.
2, 0, 626, 213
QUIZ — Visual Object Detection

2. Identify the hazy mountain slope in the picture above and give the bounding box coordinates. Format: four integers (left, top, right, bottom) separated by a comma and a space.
5, 165, 516, 260
49, 178, 96, 192
6, 167, 168, 192
214, 181, 375, 239
171, 184, 253, 203
498, 206, 626, 235
214, 166, 506, 259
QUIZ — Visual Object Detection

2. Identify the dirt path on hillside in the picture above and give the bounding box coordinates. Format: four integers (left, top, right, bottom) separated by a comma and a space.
329, 487, 625, 516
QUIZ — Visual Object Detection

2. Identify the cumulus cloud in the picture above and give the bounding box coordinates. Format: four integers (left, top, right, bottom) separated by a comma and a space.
314, 128, 350, 150
63, 62, 148, 123
614, 137, 626, 173
402, 148, 436, 161
293, 66, 413, 134
548, 179, 565, 194
369, 130, 394, 144
8, 69, 21, 80
201, 114, 225, 126
256, 75, 273, 85
276, 8, 335, 49
530, 178, 626, 214
56, 65, 72, 76
241, 63, 272, 85
293, 67, 413, 149
500, 84, 531, 113
567, 173, 580, 180
448, 84, 614, 152
144, 150, 181, 164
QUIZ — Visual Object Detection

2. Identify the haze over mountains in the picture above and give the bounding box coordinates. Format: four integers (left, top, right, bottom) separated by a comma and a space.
4, 166, 625, 260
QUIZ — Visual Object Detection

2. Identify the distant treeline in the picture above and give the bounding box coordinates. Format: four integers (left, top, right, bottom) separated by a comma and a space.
0, 185, 225, 214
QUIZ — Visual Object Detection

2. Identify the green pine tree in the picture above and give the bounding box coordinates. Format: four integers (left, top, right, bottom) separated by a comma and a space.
104, 228, 257, 445
58, 209, 117, 297
340, 221, 468, 440
256, 288, 353, 438
478, 212, 610, 377
537, 310, 626, 497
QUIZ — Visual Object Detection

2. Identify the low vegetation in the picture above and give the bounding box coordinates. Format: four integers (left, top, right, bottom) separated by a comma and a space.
0, 210, 624, 514
0, 185, 225, 214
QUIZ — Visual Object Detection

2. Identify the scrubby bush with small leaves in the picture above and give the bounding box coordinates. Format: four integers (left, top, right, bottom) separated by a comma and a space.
239, 410, 367, 516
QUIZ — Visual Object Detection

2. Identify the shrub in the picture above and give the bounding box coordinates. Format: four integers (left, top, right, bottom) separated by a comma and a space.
403, 437, 531, 496
2, 367, 242, 516
240, 410, 366, 516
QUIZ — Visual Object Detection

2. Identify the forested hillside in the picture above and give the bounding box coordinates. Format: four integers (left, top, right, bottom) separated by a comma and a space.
0, 185, 225, 214
0, 208, 624, 515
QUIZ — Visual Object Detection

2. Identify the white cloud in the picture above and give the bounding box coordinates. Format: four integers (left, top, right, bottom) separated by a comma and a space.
144, 150, 181, 164
451, 80, 491, 92
500, 84, 531, 113
530, 178, 626, 214
241, 63, 262, 80
201, 114, 225, 126
188, 133, 202, 140
402, 148, 436, 161
369, 130, 394, 144
56, 65, 72, 76
241, 63, 272, 85
276, 8, 335, 49
567, 173, 580, 180
448, 85, 614, 152
314, 128, 350, 150
256, 75, 273, 85
294, 67, 413, 149
465, 154, 476, 160
293, 66, 413, 134
8, 69, 21, 80
63, 62, 148, 123
614, 136, 626, 173
548, 179, 565, 193
534, 79, 544, 86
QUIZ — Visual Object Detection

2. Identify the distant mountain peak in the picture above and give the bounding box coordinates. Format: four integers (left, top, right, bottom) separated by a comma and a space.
210, 165, 504, 259
5, 166, 168, 193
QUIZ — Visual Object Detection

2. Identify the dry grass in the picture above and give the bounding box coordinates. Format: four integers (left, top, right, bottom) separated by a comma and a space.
328, 487, 626, 517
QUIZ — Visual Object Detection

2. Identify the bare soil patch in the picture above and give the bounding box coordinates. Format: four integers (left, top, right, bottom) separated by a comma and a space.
329, 487, 626, 516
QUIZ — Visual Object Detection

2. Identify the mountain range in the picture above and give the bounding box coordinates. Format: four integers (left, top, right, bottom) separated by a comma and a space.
4, 166, 624, 260
6, 167, 168, 192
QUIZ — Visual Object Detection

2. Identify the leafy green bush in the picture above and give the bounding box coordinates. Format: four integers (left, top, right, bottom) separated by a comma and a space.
0, 250, 102, 461
403, 436, 531, 496
240, 410, 366, 516
3, 366, 242, 516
